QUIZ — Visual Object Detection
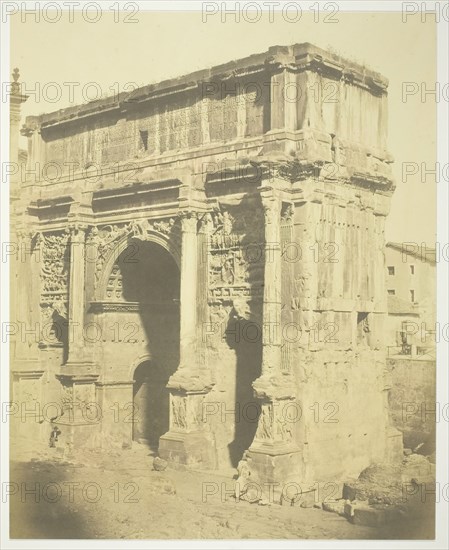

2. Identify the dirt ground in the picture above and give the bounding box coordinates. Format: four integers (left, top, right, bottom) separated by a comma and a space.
8, 440, 435, 540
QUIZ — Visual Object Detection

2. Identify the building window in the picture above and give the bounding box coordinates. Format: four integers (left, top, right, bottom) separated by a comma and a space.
139, 130, 148, 151
388, 266, 395, 275
410, 265, 415, 275
387, 289, 395, 295
410, 290, 415, 302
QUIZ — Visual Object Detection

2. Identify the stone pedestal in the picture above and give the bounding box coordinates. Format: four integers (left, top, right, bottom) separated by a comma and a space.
244, 386, 303, 502
96, 380, 134, 449
159, 390, 215, 468
11, 369, 45, 442
54, 372, 100, 453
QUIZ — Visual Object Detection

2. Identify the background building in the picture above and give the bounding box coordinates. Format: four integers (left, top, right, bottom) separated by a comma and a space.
385, 242, 436, 357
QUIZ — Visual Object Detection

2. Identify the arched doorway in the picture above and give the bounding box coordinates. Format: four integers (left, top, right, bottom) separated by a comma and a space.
113, 238, 180, 451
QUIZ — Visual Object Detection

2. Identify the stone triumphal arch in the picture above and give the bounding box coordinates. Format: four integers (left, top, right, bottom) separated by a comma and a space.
10, 43, 402, 498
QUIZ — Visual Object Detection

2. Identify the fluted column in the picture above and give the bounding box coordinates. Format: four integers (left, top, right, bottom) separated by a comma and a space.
10, 227, 44, 441
253, 191, 295, 396
179, 212, 198, 368
166, 211, 212, 390
260, 195, 283, 378
242, 189, 302, 502
65, 222, 88, 366
12, 228, 41, 368
159, 209, 215, 468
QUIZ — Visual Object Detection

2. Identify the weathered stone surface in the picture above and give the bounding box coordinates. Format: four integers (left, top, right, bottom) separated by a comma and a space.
11, 43, 400, 496
352, 505, 388, 527
322, 499, 346, 516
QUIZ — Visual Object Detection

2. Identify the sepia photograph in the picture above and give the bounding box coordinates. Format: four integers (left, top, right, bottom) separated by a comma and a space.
1, 1, 448, 547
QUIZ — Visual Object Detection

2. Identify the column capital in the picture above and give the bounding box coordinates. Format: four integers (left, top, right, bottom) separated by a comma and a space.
281, 202, 295, 224
262, 200, 282, 224
198, 212, 214, 234
68, 221, 89, 241
260, 190, 282, 221
86, 225, 99, 244
16, 227, 35, 242
178, 210, 199, 233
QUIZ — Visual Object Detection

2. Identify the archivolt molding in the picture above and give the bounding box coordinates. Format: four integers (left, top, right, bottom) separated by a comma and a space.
90, 217, 181, 301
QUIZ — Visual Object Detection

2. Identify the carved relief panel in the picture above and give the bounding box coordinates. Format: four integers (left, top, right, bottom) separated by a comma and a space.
208, 206, 264, 302
38, 230, 70, 322
254, 401, 294, 445
169, 392, 205, 433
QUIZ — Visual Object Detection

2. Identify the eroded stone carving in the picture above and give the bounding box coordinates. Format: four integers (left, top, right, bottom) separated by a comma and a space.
90, 217, 181, 286
40, 230, 70, 295
171, 394, 187, 430
38, 230, 70, 323
208, 206, 264, 303
256, 403, 274, 441
254, 401, 294, 444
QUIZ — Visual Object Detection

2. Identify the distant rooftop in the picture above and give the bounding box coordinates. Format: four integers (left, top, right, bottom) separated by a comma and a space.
387, 242, 436, 265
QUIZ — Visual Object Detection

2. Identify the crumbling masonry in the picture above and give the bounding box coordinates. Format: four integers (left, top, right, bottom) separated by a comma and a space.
10, 43, 402, 498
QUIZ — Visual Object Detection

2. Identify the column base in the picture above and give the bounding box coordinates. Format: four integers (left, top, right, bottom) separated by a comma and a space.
11, 368, 45, 442
159, 431, 216, 470
54, 370, 99, 436
53, 419, 100, 456
243, 444, 304, 503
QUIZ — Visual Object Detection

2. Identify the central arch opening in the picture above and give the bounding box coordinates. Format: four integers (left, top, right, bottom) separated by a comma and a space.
115, 239, 180, 450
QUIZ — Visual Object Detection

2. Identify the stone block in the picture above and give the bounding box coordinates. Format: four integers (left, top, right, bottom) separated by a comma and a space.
353, 505, 387, 527
158, 431, 216, 470
351, 503, 405, 527
322, 499, 346, 516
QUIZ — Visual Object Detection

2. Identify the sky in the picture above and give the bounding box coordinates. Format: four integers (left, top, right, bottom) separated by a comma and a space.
10, 7, 437, 244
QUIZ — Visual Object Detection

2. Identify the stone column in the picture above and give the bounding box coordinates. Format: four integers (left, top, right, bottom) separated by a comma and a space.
54, 199, 98, 453
66, 222, 89, 367
178, 212, 198, 371
12, 227, 41, 370
10, 221, 44, 445
260, 194, 283, 378
243, 189, 302, 502
64, 193, 95, 371
159, 210, 216, 468
9, 68, 34, 384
